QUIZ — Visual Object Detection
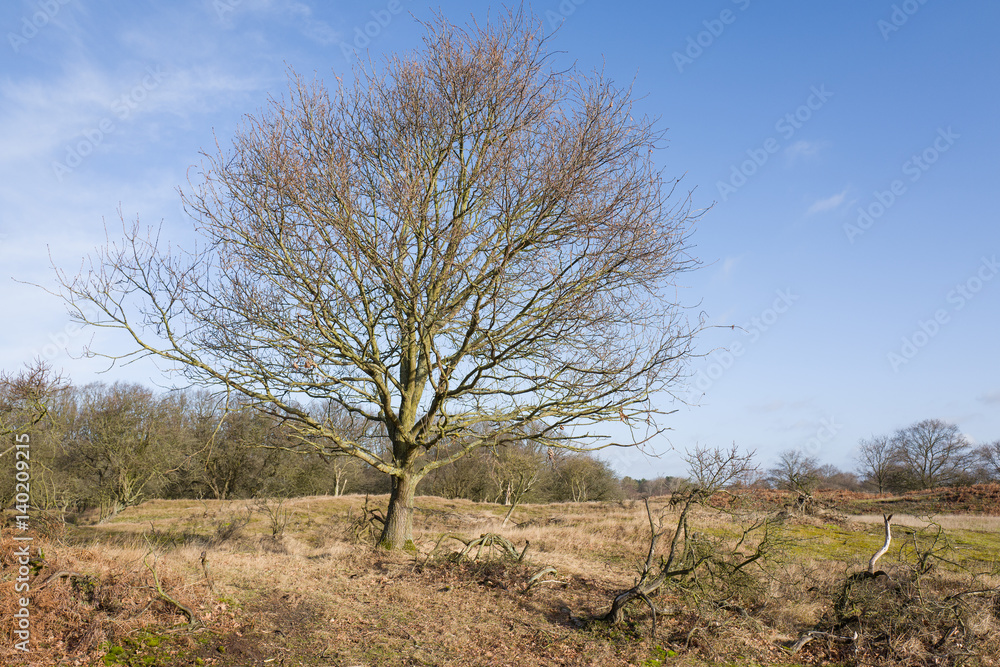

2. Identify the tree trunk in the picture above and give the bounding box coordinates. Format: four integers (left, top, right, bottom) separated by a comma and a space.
501, 490, 523, 527
98, 499, 122, 524
379, 472, 419, 551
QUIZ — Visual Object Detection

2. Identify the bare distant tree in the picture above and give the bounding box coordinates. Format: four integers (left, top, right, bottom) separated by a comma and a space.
52, 10, 700, 549
62, 383, 168, 521
197, 401, 286, 501
814, 464, 859, 491
490, 438, 542, 501
767, 449, 820, 494
975, 439, 1000, 482
684, 443, 758, 493
891, 419, 973, 490
310, 401, 382, 497
550, 452, 620, 503
856, 434, 898, 493
489, 434, 546, 525
0, 361, 65, 451
1, 362, 67, 510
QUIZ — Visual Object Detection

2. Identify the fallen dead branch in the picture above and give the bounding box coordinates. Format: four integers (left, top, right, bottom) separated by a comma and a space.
835, 514, 896, 618
350, 495, 386, 544
143, 540, 201, 630
524, 566, 559, 592
944, 587, 1000, 601
457, 533, 525, 561
602, 498, 707, 631
786, 629, 858, 655
37, 570, 87, 590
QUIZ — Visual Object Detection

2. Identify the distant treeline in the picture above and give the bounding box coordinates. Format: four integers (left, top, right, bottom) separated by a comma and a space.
0, 381, 624, 520
3, 377, 998, 521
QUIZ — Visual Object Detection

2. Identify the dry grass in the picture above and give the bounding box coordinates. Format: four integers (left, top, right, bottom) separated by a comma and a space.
849, 512, 1000, 532
2, 492, 999, 666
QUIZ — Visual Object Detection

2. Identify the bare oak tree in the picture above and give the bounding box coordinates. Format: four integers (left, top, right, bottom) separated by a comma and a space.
977, 439, 1000, 482
891, 419, 972, 490
685, 442, 758, 492
64, 382, 174, 521
0, 361, 65, 453
856, 434, 897, 493
54, 11, 699, 549
1, 361, 66, 510
767, 448, 820, 494
487, 431, 546, 525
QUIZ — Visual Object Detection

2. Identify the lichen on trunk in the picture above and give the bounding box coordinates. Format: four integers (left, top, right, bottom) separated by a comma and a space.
378, 472, 420, 552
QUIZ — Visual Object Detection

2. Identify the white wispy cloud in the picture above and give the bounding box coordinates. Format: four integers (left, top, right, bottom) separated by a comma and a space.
0, 59, 269, 178
0, 63, 121, 164
211, 0, 341, 45
281, 1, 340, 44
979, 390, 1000, 405
750, 400, 786, 413
720, 255, 740, 279
806, 188, 849, 215
784, 139, 829, 163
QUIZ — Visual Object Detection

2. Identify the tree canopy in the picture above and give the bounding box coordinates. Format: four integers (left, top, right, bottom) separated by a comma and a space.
55, 10, 700, 549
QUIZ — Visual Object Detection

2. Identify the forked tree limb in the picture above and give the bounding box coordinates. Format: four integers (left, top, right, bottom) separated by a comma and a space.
868, 514, 893, 574
602, 560, 706, 626
602, 498, 708, 626
637, 592, 657, 638
834, 513, 896, 619
460, 533, 522, 560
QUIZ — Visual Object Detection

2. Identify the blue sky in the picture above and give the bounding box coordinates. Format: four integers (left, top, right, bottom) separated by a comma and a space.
1, 0, 997, 480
